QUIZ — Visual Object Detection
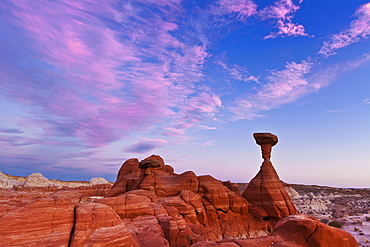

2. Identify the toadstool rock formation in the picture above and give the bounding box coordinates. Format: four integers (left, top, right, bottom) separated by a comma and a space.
242, 133, 297, 224
0, 133, 358, 247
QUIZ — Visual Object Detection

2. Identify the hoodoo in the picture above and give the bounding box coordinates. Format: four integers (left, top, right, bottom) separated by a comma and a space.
242, 133, 297, 223
0, 133, 358, 247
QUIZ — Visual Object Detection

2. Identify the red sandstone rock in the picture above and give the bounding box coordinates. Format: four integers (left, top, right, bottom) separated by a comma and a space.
107, 155, 199, 198
274, 214, 358, 247
0, 145, 358, 247
125, 215, 169, 247
139, 169, 199, 197
0, 190, 80, 247
242, 133, 296, 223
192, 214, 358, 247
70, 202, 139, 247
198, 175, 230, 212
106, 158, 141, 197
253, 132, 278, 161
158, 213, 195, 247
95, 189, 157, 219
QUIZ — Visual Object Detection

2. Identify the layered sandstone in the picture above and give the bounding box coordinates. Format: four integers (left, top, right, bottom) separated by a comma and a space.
70, 202, 139, 247
99, 154, 271, 246
192, 214, 358, 246
0, 190, 81, 246
242, 133, 297, 223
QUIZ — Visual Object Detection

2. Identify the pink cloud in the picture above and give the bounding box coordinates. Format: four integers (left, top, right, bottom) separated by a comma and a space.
163, 92, 222, 136
259, 0, 310, 39
230, 60, 313, 119
264, 20, 308, 39
201, 139, 216, 146
230, 54, 370, 119
216, 60, 258, 83
0, 0, 217, 148
319, 3, 370, 56
198, 125, 218, 130
217, 0, 257, 19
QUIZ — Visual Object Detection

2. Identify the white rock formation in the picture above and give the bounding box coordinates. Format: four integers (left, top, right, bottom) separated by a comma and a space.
23, 173, 52, 187
89, 177, 109, 185
0, 172, 14, 188
0, 171, 24, 188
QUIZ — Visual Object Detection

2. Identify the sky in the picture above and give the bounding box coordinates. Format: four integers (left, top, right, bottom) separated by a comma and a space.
0, 0, 369, 188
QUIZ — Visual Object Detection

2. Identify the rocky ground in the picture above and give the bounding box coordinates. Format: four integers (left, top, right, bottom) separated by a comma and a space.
233, 182, 370, 246
290, 184, 370, 247
1, 168, 367, 246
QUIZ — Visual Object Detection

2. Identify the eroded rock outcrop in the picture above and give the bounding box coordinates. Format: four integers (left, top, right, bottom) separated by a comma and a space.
0, 133, 358, 247
99, 154, 271, 246
192, 214, 358, 246
242, 133, 297, 224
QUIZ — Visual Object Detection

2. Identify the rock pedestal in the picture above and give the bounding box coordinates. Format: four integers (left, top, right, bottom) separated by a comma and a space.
242, 133, 297, 222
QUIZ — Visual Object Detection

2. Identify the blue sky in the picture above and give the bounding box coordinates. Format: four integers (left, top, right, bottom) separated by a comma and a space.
0, 0, 369, 187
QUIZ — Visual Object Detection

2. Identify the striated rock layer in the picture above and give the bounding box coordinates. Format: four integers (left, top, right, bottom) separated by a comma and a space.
192, 214, 358, 246
242, 133, 297, 224
99, 154, 270, 246
0, 190, 81, 246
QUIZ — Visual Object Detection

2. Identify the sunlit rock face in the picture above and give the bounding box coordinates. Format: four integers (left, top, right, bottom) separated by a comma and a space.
0, 133, 358, 247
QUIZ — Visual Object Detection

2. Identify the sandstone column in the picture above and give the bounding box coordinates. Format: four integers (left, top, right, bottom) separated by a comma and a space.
242, 133, 296, 223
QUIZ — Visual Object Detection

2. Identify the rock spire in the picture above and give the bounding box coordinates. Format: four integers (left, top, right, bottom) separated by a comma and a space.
242, 133, 297, 223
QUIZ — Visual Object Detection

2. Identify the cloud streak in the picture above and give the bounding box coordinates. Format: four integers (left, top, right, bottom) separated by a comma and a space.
216, 0, 257, 20
259, 0, 310, 39
0, 128, 23, 134
0, 0, 219, 147
230, 60, 313, 119
124, 138, 168, 154
319, 2, 370, 56
230, 53, 370, 119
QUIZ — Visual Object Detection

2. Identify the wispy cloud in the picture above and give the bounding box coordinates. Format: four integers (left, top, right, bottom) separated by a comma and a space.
361, 98, 370, 104
319, 3, 370, 56
0, 0, 216, 147
198, 125, 218, 130
201, 139, 216, 146
259, 0, 310, 39
215, 0, 257, 20
216, 60, 259, 83
231, 54, 370, 119
0, 128, 23, 134
230, 60, 313, 119
124, 138, 168, 154
163, 92, 222, 136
